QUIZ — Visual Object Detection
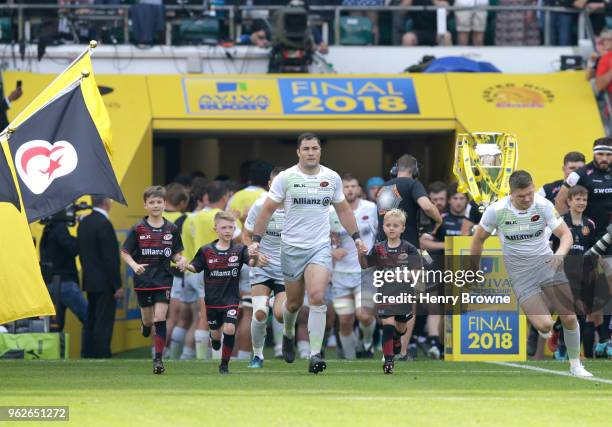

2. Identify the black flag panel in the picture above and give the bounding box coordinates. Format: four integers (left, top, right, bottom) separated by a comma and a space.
0, 146, 20, 211
7, 84, 125, 222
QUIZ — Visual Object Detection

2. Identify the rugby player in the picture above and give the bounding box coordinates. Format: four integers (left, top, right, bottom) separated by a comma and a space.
330, 173, 378, 359
556, 138, 612, 355
249, 133, 367, 374
182, 211, 263, 374
471, 171, 592, 377
121, 186, 187, 374
243, 167, 286, 368
537, 151, 585, 203
359, 209, 421, 374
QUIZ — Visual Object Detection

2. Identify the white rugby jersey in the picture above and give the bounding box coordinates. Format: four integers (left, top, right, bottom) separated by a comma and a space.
329, 199, 378, 273
267, 164, 344, 249
479, 193, 563, 263
245, 192, 284, 270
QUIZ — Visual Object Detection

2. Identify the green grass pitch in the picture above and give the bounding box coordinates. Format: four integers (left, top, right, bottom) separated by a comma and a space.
1, 358, 611, 426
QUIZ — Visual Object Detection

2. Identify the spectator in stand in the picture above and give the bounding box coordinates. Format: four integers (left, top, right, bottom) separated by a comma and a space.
595, 33, 612, 97
342, 0, 386, 45
586, 31, 612, 81
495, 0, 540, 46
400, 0, 453, 46
575, 0, 607, 37
546, 0, 576, 46
454, 0, 488, 46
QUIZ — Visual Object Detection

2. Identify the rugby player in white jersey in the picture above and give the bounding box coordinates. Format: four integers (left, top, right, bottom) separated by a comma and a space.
330, 173, 378, 359
243, 167, 286, 368
249, 133, 367, 374
471, 171, 592, 377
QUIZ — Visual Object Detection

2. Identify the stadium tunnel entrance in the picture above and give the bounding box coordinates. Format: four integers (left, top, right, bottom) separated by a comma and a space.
153, 131, 456, 187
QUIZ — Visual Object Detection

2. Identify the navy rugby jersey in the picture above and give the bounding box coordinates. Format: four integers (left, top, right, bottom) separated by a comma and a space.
565, 161, 611, 239
190, 241, 250, 308
122, 218, 183, 290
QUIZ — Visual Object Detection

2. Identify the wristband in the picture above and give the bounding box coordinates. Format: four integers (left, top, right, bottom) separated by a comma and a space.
351, 232, 361, 241
252, 234, 262, 243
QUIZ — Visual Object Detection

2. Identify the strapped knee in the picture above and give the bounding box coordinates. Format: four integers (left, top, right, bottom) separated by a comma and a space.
252, 296, 269, 320
333, 298, 355, 315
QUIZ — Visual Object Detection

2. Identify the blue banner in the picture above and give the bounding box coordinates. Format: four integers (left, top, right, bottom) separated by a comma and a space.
278, 78, 420, 115
460, 311, 519, 355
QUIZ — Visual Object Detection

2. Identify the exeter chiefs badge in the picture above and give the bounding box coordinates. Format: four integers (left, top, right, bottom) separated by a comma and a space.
582, 226, 590, 236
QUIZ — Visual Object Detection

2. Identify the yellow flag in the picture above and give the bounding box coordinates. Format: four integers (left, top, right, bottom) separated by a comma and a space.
0, 137, 54, 324
8, 44, 112, 156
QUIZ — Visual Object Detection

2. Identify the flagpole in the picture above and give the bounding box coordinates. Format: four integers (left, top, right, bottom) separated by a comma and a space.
2, 41, 99, 136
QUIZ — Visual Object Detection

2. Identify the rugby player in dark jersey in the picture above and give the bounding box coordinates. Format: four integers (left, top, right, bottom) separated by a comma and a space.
550, 185, 598, 358
556, 138, 612, 353
537, 151, 585, 203
121, 186, 188, 374
183, 211, 264, 374
360, 209, 422, 374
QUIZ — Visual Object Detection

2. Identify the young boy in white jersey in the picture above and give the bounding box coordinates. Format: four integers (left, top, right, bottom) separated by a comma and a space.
470, 170, 592, 377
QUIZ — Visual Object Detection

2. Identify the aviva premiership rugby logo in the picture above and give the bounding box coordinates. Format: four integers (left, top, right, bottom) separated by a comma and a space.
482, 83, 554, 108
199, 82, 271, 111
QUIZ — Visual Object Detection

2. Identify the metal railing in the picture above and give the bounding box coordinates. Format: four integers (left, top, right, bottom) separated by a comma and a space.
0, 3, 599, 47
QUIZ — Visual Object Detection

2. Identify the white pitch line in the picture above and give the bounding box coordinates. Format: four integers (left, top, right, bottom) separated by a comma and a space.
489, 362, 612, 385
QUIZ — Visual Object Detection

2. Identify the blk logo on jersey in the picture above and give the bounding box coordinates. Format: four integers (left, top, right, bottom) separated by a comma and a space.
14, 140, 78, 195
320, 181, 329, 187
530, 214, 540, 222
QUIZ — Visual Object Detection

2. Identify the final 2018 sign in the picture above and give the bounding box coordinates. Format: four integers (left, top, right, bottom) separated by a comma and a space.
182, 77, 420, 116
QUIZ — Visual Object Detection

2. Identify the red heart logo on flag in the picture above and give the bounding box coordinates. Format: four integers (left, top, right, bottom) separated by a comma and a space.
14, 140, 78, 195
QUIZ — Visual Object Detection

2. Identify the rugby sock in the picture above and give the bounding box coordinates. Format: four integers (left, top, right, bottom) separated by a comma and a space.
251, 317, 267, 359
338, 333, 356, 359
382, 325, 395, 362
297, 340, 310, 359
563, 325, 581, 363
359, 319, 375, 349
583, 321, 595, 358
180, 346, 195, 360
221, 333, 235, 365
597, 319, 609, 343
195, 329, 210, 360
211, 338, 221, 351
308, 304, 327, 357
393, 328, 405, 355
282, 301, 298, 339
169, 326, 187, 359
154, 321, 167, 360
272, 317, 283, 351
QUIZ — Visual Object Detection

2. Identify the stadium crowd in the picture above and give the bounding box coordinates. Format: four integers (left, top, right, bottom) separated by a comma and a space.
3, 0, 611, 47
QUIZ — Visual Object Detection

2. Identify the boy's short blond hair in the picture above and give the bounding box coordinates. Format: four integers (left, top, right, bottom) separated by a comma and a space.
143, 185, 165, 202
214, 210, 236, 224
384, 208, 406, 225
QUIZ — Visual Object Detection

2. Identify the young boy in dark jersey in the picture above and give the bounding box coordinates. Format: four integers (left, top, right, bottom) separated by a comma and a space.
551, 185, 600, 358
359, 209, 422, 374
182, 211, 265, 374
121, 186, 187, 374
